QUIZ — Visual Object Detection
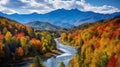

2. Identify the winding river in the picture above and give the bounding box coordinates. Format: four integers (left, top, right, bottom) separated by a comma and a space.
21, 38, 77, 67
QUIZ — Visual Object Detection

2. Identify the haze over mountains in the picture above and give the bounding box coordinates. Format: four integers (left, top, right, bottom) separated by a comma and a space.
26, 21, 63, 31
0, 9, 120, 28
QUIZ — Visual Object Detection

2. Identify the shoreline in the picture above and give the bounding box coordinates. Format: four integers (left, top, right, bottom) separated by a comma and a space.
0, 39, 67, 67
4, 49, 65, 66
1, 38, 77, 67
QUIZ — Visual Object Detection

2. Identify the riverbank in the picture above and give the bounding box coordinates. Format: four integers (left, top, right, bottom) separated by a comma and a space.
44, 38, 77, 67
0, 49, 64, 67
57, 38, 79, 49
2, 38, 77, 67
22, 38, 77, 67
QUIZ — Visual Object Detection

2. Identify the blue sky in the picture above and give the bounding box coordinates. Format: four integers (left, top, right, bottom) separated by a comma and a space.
86, 0, 120, 9
0, 0, 120, 14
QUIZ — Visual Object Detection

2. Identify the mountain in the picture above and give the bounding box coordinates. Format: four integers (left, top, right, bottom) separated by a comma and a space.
68, 15, 120, 32
0, 9, 120, 28
26, 21, 63, 31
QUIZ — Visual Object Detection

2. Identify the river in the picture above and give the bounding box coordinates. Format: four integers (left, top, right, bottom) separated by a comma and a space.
20, 38, 77, 67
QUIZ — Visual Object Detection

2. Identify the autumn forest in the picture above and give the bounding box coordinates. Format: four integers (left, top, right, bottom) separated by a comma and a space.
0, 15, 120, 67
60, 17, 120, 67
0, 16, 57, 67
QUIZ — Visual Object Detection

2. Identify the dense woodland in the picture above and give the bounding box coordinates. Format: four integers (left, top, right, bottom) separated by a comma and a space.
60, 17, 120, 67
0, 16, 56, 66
0, 15, 120, 67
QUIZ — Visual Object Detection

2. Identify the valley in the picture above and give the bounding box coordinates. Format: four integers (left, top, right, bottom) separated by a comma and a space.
0, 9, 120, 67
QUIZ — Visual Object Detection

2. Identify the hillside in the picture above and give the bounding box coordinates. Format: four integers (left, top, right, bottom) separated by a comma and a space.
0, 16, 57, 66
60, 17, 120, 67
26, 21, 63, 31
68, 19, 113, 33
0, 9, 120, 28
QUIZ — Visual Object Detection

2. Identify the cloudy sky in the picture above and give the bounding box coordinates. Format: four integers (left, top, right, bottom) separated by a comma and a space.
0, 0, 120, 14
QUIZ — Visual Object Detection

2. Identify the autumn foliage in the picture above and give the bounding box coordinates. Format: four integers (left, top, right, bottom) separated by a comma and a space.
106, 56, 118, 67
0, 16, 56, 64
17, 47, 24, 56
60, 17, 120, 67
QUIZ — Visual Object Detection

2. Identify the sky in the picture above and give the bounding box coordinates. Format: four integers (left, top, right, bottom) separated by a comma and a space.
0, 0, 120, 14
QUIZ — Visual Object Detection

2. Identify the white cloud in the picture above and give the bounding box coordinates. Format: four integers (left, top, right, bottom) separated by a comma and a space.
50, 1, 75, 9
19, 0, 54, 14
0, 0, 120, 14
0, 0, 8, 5
0, 0, 17, 14
76, 0, 120, 14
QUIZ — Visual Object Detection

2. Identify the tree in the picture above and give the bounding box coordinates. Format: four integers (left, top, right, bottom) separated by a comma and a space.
17, 47, 24, 56
0, 34, 4, 42
106, 56, 117, 67
68, 33, 72, 42
4, 44, 11, 59
20, 37, 28, 55
30, 38, 42, 52
2, 27, 8, 35
84, 45, 93, 66
61, 33, 67, 41
0, 43, 5, 57
99, 52, 109, 67
59, 62, 65, 67
34, 56, 45, 67
27, 27, 34, 37
5, 31, 12, 42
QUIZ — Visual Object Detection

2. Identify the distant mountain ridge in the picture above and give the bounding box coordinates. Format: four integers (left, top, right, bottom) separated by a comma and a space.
26, 21, 62, 31
0, 9, 120, 28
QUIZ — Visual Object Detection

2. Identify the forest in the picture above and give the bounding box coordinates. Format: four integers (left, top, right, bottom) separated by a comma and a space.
60, 17, 120, 67
0, 15, 120, 67
0, 16, 57, 67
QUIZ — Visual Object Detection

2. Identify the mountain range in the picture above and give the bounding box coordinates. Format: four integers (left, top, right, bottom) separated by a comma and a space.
0, 9, 120, 28
26, 21, 63, 31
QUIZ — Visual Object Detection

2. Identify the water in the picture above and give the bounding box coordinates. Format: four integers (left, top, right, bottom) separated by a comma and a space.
20, 38, 77, 67
43, 38, 77, 67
